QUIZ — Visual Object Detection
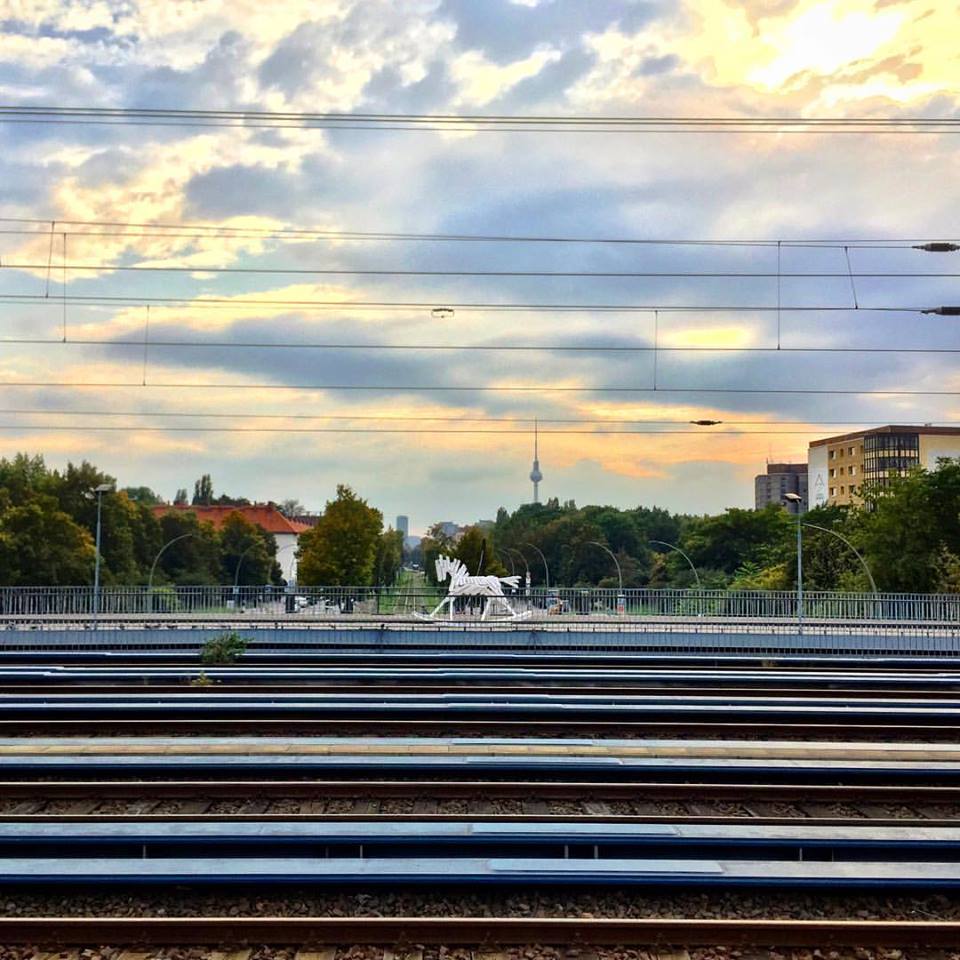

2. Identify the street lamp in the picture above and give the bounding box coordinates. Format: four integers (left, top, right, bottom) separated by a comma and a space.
586, 541, 623, 591
147, 532, 197, 599
801, 522, 877, 594
90, 482, 113, 620
783, 493, 804, 632
522, 542, 550, 590
148, 533, 195, 589
232, 541, 261, 608
586, 541, 625, 615
648, 539, 702, 589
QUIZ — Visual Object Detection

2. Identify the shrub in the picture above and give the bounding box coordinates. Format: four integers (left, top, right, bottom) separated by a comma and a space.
201, 631, 249, 664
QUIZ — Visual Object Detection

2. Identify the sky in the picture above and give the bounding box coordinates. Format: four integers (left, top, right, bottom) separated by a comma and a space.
0, 0, 959, 533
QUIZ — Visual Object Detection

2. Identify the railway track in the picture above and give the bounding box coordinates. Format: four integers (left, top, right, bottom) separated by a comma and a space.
7, 719, 960, 741
4, 916, 960, 949
4, 653, 960, 953
3, 779, 960, 821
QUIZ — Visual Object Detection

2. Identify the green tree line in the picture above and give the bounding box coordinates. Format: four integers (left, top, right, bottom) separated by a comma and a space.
419, 459, 960, 594
2, 451, 959, 593
0, 455, 279, 587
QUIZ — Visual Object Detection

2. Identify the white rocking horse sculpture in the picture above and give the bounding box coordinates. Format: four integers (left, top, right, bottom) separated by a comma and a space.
422, 555, 530, 621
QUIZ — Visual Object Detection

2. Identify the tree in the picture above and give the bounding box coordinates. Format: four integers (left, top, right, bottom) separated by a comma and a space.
681, 506, 793, 579
54, 462, 142, 585
154, 510, 222, 586
174, 488, 189, 506
0, 493, 94, 585
856, 461, 960, 592
220, 511, 278, 586
122, 486, 161, 506
192, 474, 214, 506
375, 528, 404, 585
454, 526, 506, 577
420, 522, 459, 585
279, 499, 306, 517
297, 485, 383, 586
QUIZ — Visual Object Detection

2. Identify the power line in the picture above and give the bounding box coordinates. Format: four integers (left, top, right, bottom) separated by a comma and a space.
2, 218, 956, 248
0, 424, 925, 436
7, 261, 960, 280
2, 409, 955, 426
0, 380, 953, 396
1, 336, 958, 355
2, 106, 958, 134
0, 294, 932, 314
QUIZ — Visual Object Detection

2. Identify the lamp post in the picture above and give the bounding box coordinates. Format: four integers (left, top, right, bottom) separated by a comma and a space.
649, 538, 702, 617
522, 542, 550, 590
799, 520, 877, 621
587, 541, 623, 591
783, 493, 804, 633
801, 522, 877, 594
587, 540, 624, 614
91, 483, 113, 620
147, 532, 196, 611
648, 540, 701, 588
232, 541, 260, 609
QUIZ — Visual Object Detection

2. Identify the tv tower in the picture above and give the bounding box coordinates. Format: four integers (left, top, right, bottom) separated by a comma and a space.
529, 419, 543, 504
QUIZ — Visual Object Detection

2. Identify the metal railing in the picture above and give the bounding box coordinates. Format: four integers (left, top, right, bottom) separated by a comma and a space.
0, 585, 958, 623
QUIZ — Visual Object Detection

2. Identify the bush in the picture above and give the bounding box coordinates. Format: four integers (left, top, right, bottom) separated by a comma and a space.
201, 631, 249, 664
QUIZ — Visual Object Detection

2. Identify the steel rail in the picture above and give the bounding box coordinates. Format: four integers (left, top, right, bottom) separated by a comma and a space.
4, 814, 957, 828
2, 916, 960, 947
5, 719, 960, 740
5, 683, 960, 699
1, 779, 959, 802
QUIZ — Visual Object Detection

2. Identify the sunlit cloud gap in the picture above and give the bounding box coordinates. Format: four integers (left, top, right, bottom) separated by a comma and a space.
0, 338, 956, 356
7, 261, 960, 279
0, 382, 952, 396
0, 409, 949, 426
0, 296, 933, 313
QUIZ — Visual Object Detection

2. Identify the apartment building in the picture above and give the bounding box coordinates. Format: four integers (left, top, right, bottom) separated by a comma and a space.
808, 425, 960, 507
754, 462, 808, 513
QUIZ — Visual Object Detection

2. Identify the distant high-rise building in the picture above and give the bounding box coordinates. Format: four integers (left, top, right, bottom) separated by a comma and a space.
755, 463, 808, 514
529, 419, 543, 503
396, 515, 409, 537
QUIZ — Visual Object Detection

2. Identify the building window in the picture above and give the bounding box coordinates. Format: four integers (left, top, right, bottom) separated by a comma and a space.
863, 432, 920, 487
829, 450, 835, 459
840, 486, 846, 494
849, 446, 855, 456
849, 466, 857, 476
829, 468, 835, 478
839, 467, 845, 475
829, 487, 835, 496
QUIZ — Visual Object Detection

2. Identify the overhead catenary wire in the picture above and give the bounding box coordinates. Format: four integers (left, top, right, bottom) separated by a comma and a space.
0, 294, 936, 313
0, 424, 941, 436
2, 409, 956, 426
2, 218, 958, 248
0, 335, 958, 355
0, 380, 953, 395
8, 260, 960, 280
2, 106, 959, 134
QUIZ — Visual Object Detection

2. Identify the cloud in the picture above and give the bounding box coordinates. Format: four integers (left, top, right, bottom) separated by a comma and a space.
449, 47, 563, 106
1, 0, 959, 528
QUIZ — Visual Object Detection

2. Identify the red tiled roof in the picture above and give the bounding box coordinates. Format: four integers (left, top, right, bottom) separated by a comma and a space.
152, 504, 312, 535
